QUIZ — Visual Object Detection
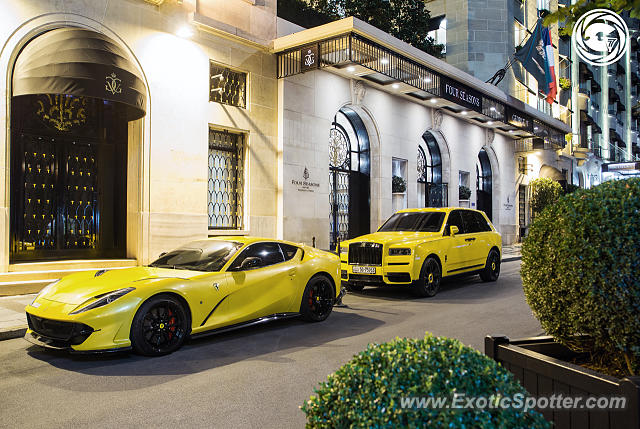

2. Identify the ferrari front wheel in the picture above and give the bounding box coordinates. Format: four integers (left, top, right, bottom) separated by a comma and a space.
131, 294, 190, 356
300, 275, 334, 322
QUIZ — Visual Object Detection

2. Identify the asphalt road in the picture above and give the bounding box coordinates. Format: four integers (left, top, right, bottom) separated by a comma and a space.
0, 260, 541, 429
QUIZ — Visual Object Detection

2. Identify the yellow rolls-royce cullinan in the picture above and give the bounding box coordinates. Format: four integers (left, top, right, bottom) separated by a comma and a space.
25, 237, 340, 356
340, 208, 502, 297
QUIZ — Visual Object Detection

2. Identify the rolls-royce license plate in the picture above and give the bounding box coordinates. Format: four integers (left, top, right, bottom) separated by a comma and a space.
352, 265, 375, 274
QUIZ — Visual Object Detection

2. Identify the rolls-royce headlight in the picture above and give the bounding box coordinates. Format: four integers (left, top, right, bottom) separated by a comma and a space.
70, 287, 135, 315
389, 248, 411, 256
31, 280, 60, 305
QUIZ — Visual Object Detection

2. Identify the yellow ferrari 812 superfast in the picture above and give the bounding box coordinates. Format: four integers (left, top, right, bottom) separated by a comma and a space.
25, 237, 341, 356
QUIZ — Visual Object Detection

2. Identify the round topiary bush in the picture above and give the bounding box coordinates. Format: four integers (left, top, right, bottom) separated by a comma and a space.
302, 334, 550, 428
529, 177, 563, 217
521, 178, 640, 375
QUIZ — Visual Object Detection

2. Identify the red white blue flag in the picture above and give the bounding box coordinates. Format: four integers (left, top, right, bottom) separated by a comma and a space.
515, 19, 557, 105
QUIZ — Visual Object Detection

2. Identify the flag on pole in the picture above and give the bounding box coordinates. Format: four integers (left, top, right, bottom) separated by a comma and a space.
515, 19, 557, 105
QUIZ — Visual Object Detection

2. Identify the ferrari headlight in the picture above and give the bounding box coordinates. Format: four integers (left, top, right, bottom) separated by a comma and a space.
31, 280, 60, 305
389, 248, 411, 256
69, 287, 135, 315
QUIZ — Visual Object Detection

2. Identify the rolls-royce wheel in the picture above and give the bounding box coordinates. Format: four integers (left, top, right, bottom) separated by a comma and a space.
300, 275, 335, 322
130, 294, 190, 356
480, 249, 501, 282
413, 257, 441, 298
346, 282, 365, 292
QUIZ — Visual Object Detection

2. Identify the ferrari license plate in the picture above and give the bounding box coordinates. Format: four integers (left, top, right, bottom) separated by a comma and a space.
352, 265, 376, 274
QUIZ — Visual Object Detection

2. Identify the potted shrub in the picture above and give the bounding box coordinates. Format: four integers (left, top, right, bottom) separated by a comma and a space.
392, 175, 406, 193
303, 334, 550, 428
486, 179, 640, 428
458, 185, 471, 200
558, 77, 571, 91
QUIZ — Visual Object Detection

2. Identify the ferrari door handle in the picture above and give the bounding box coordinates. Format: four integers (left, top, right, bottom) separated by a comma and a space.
464, 237, 476, 242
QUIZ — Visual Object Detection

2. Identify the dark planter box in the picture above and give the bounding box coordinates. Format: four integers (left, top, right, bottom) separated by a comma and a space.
485, 335, 640, 429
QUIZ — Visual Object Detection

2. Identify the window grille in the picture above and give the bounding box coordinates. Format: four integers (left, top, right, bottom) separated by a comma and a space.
208, 129, 244, 229
209, 62, 247, 108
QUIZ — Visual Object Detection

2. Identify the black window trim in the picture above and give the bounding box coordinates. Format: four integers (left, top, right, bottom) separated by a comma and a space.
226, 241, 298, 272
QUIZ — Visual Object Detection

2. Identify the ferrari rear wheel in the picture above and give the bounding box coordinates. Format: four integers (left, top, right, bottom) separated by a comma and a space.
131, 295, 190, 356
300, 275, 334, 322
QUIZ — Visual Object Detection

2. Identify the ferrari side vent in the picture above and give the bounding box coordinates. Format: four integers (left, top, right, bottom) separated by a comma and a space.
94, 269, 108, 277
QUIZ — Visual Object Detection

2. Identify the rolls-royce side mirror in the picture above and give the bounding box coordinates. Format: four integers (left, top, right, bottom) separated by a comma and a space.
450, 225, 459, 236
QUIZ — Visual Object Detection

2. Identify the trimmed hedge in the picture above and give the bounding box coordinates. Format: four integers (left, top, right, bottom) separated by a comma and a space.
302, 334, 550, 428
529, 177, 563, 216
521, 178, 640, 375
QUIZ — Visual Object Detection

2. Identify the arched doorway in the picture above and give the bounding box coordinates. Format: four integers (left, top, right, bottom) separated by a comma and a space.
329, 107, 370, 250
9, 28, 146, 262
417, 131, 447, 207
476, 148, 492, 220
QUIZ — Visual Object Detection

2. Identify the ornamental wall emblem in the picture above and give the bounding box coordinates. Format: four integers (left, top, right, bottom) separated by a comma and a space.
304, 49, 315, 68
353, 80, 367, 105
486, 128, 495, 146
105, 73, 122, 95
303, 167, 310, 180
432, 109, 443, 131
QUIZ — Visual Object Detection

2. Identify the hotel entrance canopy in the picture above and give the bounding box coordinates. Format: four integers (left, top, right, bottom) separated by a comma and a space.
272, 17, 570, 148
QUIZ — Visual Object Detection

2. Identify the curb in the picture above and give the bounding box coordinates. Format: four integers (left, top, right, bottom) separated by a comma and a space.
0, 326, 26, 341
502, 256, 522, 263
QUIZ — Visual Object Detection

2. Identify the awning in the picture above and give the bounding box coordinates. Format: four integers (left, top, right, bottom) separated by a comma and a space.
539, 165, 565, 181
13, 27, 146, 121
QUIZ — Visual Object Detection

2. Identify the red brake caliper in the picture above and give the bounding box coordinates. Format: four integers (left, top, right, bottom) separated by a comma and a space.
309, 290, 314, 308
167, 309, 175, 339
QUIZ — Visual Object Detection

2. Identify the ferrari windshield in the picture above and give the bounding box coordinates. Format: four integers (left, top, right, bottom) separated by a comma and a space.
378, 212, 445, 232
149, 240, 242, 272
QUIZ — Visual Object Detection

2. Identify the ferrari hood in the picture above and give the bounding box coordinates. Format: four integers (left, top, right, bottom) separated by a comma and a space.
344, 231, 442, 247
37, 266, 201, 305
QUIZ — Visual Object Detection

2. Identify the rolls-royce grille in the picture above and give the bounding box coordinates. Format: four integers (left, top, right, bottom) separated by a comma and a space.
348, 243, 382, 266
27, 314, 93, 345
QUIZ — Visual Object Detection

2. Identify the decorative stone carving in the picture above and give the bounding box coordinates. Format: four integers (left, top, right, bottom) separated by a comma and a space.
432, 109, 443, 131
486, 128, 495, 147
352, 80, 366, 105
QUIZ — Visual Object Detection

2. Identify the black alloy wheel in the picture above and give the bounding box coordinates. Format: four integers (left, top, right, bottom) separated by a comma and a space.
131, 295, 190, 356
413, 257, 441, 297
300, 275, 335, 322
480, 249, 501, 282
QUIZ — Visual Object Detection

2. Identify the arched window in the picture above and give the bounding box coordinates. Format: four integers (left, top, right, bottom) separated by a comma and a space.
476, 148, 492, 220
329, 107, 370, 250
418, 131, 446, 207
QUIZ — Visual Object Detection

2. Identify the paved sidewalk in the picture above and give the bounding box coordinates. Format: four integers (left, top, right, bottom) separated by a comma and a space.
502, 243, 522, 262
0, 245, 522, 343
0, 294, 35, 341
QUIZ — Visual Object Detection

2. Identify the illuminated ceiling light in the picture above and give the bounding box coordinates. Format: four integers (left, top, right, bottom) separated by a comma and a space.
487, 121, 493, 125
380, 58, 389, 64
490, 106, 496, 111
347, 66, 356, 72
430, 98, 438, 103
176, 25, 194, 38
509, 130, 514, 133
461, 111, 468, 115
392, 83, 400, 89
